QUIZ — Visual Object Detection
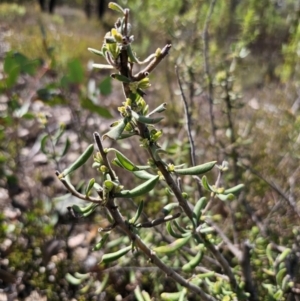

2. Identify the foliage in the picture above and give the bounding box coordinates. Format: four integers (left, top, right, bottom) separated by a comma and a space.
0, 1, 300, 300
0, 13, 113, 299
54, 2, 300, 301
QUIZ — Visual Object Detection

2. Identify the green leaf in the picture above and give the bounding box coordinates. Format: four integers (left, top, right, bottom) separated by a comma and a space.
21, 112, 35, 120
67, 59, 84, 84
100, 245, 131, 264
111, 158, 125, 168
92, 63, 114, 69
5, 65, 20, 88
153, 234, 191, 254
192, 197, 207, 224
107, 148, 139, 171
94, 274, 109, 294
103, 118, 129, 140
166, 221, 184, 239
201, 176, 213, 191
104, 180, 116, 191
108, 2, 125, 14
198, 226, 215, 234
174, 161, 217, 176
14, 52, 35, 75
182, 251, 203, 272
74, 272, 90, 280
111, 73, 131, 83
4, 52, 17, 74
173, 220, 188, 234
61, 138, 71, 157
58, 144, 94, 178
147, 103, 167, 116
81, 97, 113, 118
71, 202, 95, 214
114, 175, 159, 198
224, 184, 245, 194
117, 132, 139, 139
99, 76, 112, 96
132, 170, 156, 180
85, 178, 95, 196
162, 203, 180, 216
161, 291, 182, 301
40, 134, 49, 154
65, 273, 83, 285
131, 110, 164, 125
273, 289, 283, 300
93, 232, 110, 251
129, 200, 144, 225
277, 248, 291, 263
5, 52, 40, 77
53, 124, 66, 145
178, 289, 187, 301
217, 193, 235, 201
88, 47, 104, 57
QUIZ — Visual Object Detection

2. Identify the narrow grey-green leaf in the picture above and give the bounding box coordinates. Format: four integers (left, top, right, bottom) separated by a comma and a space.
224, 184, 245, 194
88, 47, 104, 57
129, 200, 144, 225
103, 118, 128, 140
58, 144, 94, 178
174, 161, 217, 176
153, 234, 191, 254
131, 110, 164, 124
85, 178, 95, 196
65, 273, 83, 285
108, 2, 125, 14
114, 175, 159, 198
100, 245, 131, 264
132, 170, 155, 180
201, 176, 213, 191
40, 133, 49, 154
61, 138, 71, 157
147, 103, 167, 116
217, 193, 235, 201
107, 148, 139, 171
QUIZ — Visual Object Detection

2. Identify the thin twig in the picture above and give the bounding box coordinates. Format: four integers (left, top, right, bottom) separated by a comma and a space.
205, 218, 242, 260
175, 65, 196, 167
241, 241, 259, 301
238, 191, 268, 237
203, 0, 218, 153
175, 65, 203, 197
223, 73, 239, 184
239, 162, 300, 219
55, 171, 103, 204
94, 132, 117, 181
133, 44, 172, 81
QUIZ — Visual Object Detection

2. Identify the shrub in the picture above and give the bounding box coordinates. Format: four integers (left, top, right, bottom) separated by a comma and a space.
55, 2, 299, 300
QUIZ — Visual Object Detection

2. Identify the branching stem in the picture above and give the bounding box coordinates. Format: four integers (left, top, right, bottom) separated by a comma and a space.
106, 196, 217, 301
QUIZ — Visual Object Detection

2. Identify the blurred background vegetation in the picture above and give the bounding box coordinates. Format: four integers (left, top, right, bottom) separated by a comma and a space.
0, 0, 300, 300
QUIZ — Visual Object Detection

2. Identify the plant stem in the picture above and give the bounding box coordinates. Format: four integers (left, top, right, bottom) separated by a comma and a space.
106, 196, 217, 301
203, 0, 218, 157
